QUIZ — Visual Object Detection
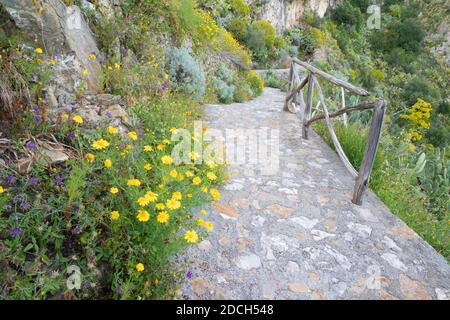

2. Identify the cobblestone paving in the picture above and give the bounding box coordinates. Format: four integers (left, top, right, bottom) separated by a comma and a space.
184, 88, 450, 300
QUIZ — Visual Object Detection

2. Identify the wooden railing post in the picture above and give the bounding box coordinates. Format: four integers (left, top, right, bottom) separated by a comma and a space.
352, 99, 387, 205
302, 73, 314, 139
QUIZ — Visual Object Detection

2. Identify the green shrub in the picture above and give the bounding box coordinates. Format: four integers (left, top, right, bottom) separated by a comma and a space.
167, 47, 206, 101
246, 71, 264, 97
284, 27, 316, 58
246, 20, 276, 51
227, 17, 249, 42
330, 2, 364, 27
230, 0, 250, 16
403, 77, 440, 107
262, 70, 288, 91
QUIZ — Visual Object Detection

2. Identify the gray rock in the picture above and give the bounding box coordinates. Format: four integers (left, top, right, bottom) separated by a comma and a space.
236, 254, 262, 270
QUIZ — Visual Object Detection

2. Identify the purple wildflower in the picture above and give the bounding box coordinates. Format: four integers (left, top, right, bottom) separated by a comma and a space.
10, 227, 22, 238
20, 201, 30, 210
72, 225, 82, 234
82, 281, 91, 290
32, 107, 40, 113
67, 131, 75, 140
6, 175, 16, 185
33, 115, 42, 123
186, 270, 193, 279
28, 176, 39, 186
25, 141, 37, 149
106, 112, 113, 119
55, 176, 63, 186
116, 286, 123, 295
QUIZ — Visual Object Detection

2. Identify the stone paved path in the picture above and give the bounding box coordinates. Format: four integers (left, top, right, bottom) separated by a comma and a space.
183, 88, 450, 300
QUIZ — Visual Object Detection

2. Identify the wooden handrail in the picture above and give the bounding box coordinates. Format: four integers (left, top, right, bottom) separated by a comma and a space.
284, 58, 387, 205
291, 58, 370, 96
304, 101, 376, 127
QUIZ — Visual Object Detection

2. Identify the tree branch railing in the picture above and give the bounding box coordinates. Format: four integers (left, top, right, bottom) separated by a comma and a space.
285, 58, 387, 205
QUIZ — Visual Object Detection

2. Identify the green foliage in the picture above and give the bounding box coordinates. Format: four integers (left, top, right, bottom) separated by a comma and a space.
402, 77, 440, 107
416, 149, 449, 220
313, 121, 449, 260
245, 71, 264, 97
262, 70, 288, 91
284, 27, 316, 58
229, 0, 250, 16
167, 47, 206, 101
227, 17, 249, 42
330, 2, 364, 28
247, 20, 276, 50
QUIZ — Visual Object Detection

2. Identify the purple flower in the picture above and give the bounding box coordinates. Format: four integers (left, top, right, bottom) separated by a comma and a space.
72, 225, 82, 234
67, 131, 75, 140
6, 176, 16, 185
25, 141, 37, 149
20, 201, 30, 210
10, 227, 22, 238
55, 176, 63, 186
33, 115, 42, 123
106, 112, 113, 119
82, 281, 91, 290
70, 101, 77, 106
32, 107, 40, 113
116, 286, 123, 295
186, 270, 193, 279
28, 176, 39, 186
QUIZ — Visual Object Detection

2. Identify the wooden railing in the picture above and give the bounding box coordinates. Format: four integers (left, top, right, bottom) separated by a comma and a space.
285, 58, 387, 205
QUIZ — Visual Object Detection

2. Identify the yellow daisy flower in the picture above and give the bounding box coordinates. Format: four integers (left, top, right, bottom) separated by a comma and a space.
157, 144, 165, 150
192, 177, 201, 185
161, 155, 173, 165
144, 163, 153, 171
184, 230, 198, 243
145, 191, 158, 202
92, 139, 110, 150
110, 211, 120, 220
185, 171, 194, 177
72, 115, 83, 124
172, 191, 182, 200
104, 159, 112, 168
205, 221, 214, 232
136, 210, 150, 222
197, 218, 205, 227
200, 209, 207, 215
169, 169, 178, 178
157, 211, 170, 224
207, 172, 217, 181
108, 126, 118, 135
128, 131, 138, 141
110, 187, 119, 194
0, 186, 4, 194
127, 179, 141, 187
166, 198, 181, 210
144, 145, 153, 152
155, 203, 165, 210
85, 153, 95, 163
35, 47, 43, 54
210, 188, 221, 200
136, 263, 145, 272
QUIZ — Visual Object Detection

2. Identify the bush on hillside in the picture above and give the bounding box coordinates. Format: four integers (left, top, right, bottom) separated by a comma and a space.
227, 17, 249, 42
167, 47, 206, 101
246, 71, 264, 97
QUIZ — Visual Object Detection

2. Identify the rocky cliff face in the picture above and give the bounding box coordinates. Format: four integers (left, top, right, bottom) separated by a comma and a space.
248, 0, 335, 32
0, 0, 102, 100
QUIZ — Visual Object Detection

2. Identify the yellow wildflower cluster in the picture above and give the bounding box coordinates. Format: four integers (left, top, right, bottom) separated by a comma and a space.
400, 99, 432, 150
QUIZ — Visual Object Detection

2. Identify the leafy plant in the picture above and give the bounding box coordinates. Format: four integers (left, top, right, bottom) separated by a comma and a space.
167, 47, 206, 101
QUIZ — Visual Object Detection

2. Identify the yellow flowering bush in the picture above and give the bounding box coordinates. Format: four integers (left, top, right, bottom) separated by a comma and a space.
400, 98, 432, 150
71, 95, 225, 298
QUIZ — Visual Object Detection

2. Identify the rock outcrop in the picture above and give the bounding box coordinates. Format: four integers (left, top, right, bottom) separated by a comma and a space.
248, 0, 335, 32
0, 0, 101, 95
